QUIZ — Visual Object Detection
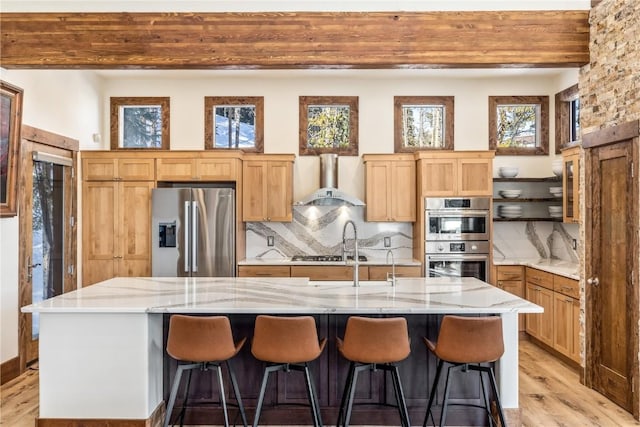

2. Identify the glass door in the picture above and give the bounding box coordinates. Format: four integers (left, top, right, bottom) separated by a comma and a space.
19, 139, 76, 367
29, 161, 65, 352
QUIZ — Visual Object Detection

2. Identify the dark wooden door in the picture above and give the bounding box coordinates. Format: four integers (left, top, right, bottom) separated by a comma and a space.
588, 140, 635, 412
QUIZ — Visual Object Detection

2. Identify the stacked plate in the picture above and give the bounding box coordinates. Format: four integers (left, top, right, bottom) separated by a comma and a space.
498, 205, 523, 218
499, 189, 522, 199
549, 206, 563, 218
549, 186, 563, 198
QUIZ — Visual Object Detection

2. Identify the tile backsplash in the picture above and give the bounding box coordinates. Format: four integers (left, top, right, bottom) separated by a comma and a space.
246, 206, 413, 259
493, 221, 579, 262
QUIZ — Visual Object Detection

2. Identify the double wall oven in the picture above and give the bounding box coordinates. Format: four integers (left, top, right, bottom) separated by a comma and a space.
425, 197, 491, 281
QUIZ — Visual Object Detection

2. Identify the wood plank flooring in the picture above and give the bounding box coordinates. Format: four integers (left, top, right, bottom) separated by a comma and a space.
2, 341, 639, 426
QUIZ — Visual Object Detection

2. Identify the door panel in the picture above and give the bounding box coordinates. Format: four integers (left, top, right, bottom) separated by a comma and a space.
589, 141, 634, 412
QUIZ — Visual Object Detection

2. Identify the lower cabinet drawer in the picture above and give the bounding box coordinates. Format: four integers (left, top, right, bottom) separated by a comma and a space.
554, 275, 579, 298
238, 265, 291, 277
368, 266, 421, 280
290, 266, 369, 281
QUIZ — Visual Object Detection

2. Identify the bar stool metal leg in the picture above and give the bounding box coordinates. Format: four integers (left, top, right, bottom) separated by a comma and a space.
227, 359, 248, 427
486, 366, 507, 427
390, 365, 411, 427
423, 359, 444, 427
164, 363, 199, 427
253, 364, 279, 427
337, 362, 356, 427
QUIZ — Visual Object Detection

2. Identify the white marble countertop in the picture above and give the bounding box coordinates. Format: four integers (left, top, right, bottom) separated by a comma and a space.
22, 276, 541, 315
493, 257, 579, 280
238, 257, 422, 266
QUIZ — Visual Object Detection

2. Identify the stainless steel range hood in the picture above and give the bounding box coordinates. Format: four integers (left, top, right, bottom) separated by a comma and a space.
296, 154, 365, 206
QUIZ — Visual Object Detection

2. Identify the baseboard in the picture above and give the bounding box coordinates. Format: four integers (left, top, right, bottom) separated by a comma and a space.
37, 402, 165, 427
0, 356, 20, 385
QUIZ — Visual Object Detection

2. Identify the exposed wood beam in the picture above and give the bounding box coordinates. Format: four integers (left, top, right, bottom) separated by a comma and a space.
0, 11, 589, 69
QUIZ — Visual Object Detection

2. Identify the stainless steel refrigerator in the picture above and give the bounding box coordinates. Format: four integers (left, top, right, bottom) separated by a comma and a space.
151, 187, 235, 277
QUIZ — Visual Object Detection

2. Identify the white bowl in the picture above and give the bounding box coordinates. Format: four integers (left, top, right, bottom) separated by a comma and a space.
549, 186, 562, 192
499, 190, 522, 198
551, 160, 563, 177
548, 206, 563, 213
498, 167, 519, 178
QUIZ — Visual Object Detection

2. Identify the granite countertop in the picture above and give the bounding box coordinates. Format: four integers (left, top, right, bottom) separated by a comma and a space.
493, 257, 579, 280
21, 276, 541, 315
239, 257, 422, 266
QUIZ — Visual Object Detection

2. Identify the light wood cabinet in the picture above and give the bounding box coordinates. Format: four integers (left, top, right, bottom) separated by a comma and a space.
238, 265, 291, 277
156, 156, 239, 181
242, 155, 294, 222
83, 157, 155, 181
524, 266, 581, 364
416, 151, 494, 197
290, 265, 370, 281
82, 152, 155, 286
525, 267, 554, 346
495, 265, 525, 331
368, 265, 422, 280
82, 180, 153, 286
363, 154, 416, 222
562, 146, 580, 224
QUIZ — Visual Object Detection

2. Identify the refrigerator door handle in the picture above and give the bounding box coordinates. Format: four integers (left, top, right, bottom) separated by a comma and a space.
184, 201, 191, 273
192, 201, 198, 272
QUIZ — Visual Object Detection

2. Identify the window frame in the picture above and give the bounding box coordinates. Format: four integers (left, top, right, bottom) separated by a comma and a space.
299, 96, 359, 156
110, 97, 170, 150
488, 95, 549, 156
204, 96, 264, 153
394, 96, 454, 152
554, 84, 580, 154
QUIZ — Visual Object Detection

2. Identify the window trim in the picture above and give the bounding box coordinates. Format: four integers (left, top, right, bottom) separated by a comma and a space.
299, 96, 359, 156
204, 96, 264, 153
554, 84, 580, 154
110, 97, 170, 150
488, 95, 549, 156
394, 96, 454, 152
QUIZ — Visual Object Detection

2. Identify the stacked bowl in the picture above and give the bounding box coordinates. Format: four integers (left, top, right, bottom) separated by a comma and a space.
498, 205, 523, 218
498, 166, 519, 178
549, 206, 563, 218
549, 186, 563, 198
552, 159, 563, 177
499, 189, 522, 199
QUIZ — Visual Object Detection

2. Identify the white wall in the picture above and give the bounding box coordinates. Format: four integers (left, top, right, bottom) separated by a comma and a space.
0, 69, 103, 364
101, 69, 578, 202
0, 67, 579, 364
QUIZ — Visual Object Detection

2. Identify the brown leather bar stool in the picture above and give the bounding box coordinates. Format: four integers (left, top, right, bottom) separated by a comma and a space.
164, 315, 247, 427
251, 315, 327, 427
336, 316, 411, 427
423, 315, 506, 427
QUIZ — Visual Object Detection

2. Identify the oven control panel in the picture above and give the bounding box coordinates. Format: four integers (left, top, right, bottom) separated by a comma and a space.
425, 240, 489, 254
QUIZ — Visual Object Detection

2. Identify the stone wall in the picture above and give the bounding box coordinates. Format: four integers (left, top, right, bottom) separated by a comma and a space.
579, 0, 640, 133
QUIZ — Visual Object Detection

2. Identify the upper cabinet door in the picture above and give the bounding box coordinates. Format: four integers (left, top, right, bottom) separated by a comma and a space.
458, 157, 492, 196
364, 155, 416, 222
83, 156, 155, 181
242, 156, 294, 222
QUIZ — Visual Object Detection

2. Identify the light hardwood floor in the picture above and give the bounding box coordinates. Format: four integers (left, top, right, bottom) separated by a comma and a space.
2, 340, 639, 426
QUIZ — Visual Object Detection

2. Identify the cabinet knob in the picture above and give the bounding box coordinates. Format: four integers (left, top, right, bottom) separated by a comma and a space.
587, 277, 599, 287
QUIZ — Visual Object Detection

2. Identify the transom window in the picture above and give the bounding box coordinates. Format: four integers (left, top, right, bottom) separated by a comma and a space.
299, 96, 358, 156
394, 96, 454, 152
110, 97, 170, 150
205, 96, 264, 152
489, 96, 549, 155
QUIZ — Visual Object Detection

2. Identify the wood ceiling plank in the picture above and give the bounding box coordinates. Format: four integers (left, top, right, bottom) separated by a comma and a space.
0, 11, 590, 69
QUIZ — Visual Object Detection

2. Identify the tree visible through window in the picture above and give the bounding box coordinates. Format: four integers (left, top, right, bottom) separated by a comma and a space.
110, 97, 170, 150
205, 96, 264, 152
299, 96, 358, 156
489, 96, 549, 155
394, 96, 454, 152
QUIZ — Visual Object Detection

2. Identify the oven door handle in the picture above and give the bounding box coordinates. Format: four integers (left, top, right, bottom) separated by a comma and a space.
426, 255, 489, 262
426, 210, 490, 217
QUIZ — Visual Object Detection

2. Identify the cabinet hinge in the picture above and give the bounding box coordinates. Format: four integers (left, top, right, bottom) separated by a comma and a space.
631, 162, 634, 178
67, 265, 75, 276
71, 167, 75, 178
69, 216, 75, 227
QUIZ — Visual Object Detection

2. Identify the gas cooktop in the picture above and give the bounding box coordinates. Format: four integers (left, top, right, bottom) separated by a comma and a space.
291, 254, 368, 262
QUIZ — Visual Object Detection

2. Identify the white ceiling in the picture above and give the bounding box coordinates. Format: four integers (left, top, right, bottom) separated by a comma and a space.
2, 0, 591, 12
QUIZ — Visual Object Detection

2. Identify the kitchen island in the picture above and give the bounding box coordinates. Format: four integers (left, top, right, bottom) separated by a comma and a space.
23, 277, 541, 426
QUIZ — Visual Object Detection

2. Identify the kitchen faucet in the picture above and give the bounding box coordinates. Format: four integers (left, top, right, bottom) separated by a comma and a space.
386, 249, 396, 286
342, 220, 359, 287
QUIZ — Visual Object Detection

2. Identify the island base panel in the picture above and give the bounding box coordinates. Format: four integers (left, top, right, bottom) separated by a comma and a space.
163, 314, 511, 426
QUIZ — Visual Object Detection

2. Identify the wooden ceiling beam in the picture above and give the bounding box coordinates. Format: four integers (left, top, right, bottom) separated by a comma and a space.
0, 11, 590, 69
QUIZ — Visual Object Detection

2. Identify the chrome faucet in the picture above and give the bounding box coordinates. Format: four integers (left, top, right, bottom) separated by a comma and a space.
386, 249, 396, 286
342, 220, 359, 287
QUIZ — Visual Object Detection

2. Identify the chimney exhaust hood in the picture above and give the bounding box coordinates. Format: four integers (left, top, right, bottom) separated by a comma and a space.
295, 153, 365, 206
